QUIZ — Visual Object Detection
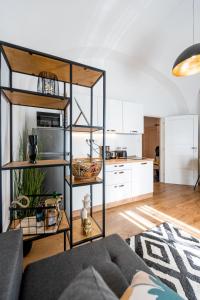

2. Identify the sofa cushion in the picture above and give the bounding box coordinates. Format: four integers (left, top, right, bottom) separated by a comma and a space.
0, 230, 23, 300
83, 260, 128, 297
120, 271, 183, 300
58, 267, 118, 300
21, 234, 153, 300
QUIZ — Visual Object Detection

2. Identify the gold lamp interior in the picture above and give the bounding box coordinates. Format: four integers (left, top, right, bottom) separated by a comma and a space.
172, 54, 200, 76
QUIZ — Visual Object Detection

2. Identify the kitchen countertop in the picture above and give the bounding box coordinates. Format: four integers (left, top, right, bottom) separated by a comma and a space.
105, 158, 154, 165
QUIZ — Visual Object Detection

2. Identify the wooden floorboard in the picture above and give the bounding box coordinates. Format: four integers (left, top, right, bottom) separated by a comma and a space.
23, 182, 200, 267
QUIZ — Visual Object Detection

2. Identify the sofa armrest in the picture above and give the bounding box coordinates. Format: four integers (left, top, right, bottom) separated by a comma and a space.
103, 234, 154, 283
0, 230, 23, 300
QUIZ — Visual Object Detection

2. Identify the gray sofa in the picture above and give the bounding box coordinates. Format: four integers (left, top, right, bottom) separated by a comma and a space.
0, 230, 153, 300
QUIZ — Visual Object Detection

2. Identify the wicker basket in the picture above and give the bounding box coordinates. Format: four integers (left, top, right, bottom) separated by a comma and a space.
72, 159, 102, 180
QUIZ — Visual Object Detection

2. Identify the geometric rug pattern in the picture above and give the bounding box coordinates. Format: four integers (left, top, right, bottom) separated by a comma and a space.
127, 222, 200, 300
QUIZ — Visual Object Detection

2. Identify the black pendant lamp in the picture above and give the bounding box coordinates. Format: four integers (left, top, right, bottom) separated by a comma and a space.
172, 0, 200, 77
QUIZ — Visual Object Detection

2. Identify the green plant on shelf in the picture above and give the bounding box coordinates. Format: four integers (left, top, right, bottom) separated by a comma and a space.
14, 129, 46, 212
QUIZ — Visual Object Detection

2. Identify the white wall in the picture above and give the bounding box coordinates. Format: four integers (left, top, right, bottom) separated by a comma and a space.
1, 0, 199, 120
1, 54, 10, 231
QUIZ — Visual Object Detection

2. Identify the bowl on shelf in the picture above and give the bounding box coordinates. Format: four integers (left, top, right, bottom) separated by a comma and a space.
72, 159, 102, 181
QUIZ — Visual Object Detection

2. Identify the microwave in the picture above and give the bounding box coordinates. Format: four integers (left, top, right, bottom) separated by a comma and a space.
37, 112, 63, 127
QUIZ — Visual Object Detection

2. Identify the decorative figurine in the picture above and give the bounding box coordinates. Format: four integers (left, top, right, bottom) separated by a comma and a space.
11, 195, 30, 220
45, 194, 63, 227
80, 194, 90, 224
83, 218, 92, 236
11, 195, 30, 208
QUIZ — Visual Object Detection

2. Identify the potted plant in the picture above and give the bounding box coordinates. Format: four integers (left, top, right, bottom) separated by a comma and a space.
14, 129, 46, 255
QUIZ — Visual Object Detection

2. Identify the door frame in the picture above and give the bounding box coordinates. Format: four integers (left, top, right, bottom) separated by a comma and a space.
143, 115, 164, 182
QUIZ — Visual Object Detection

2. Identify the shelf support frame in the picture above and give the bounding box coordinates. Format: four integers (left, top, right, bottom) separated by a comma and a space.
102, 71, 106, 237
0, 47, 2, 232
90, 87, 93, 217
69, 63, 73, 248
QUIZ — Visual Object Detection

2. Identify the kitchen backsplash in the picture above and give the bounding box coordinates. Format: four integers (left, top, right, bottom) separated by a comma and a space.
71, 132, 142, 158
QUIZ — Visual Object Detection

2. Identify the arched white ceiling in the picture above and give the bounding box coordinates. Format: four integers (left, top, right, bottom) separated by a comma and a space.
1, 0, 200, 116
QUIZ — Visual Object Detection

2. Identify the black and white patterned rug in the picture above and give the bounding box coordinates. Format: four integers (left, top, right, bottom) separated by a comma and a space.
127, 222, 200, 300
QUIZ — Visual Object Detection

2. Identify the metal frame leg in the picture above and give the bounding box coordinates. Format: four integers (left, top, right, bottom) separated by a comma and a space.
64, 231, 66, 251
194, 174, 200, 190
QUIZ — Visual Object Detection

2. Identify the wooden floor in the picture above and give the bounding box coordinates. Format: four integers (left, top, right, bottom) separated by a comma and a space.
24, 182, 200, 267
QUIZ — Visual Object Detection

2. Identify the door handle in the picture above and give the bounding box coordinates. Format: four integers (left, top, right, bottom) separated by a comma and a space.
119, 184, 124, 187
118, 171, 124, 174
191, 147, 197, 149
141, 162, 147, 165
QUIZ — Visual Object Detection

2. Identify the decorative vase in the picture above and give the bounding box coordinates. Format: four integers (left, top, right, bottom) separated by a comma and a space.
28, 135, 38, 164
80, 194, 90, 224
36, 207, 44, 222
37, 71, 59, 96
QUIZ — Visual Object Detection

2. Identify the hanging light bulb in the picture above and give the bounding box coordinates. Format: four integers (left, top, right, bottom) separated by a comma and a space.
172, 0, 200, 77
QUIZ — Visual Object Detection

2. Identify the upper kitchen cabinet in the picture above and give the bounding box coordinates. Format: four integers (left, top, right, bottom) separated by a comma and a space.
106, 99, 123, 133
123, 102, 144, 134
105, 99, 144, 134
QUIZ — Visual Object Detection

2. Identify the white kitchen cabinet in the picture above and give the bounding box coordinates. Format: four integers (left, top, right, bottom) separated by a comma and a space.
106, 182, 132, 203
105, 163, 132, 203
106, 169, 132, 186
105, 99, 143, 134
106, 99, 123, 133
106, 163, 133, 172
123, 102, 144, 134
132, 161, 153, 196
72, 161, 153, 211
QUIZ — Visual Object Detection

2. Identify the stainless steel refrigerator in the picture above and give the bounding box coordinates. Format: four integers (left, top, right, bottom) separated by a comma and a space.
32, 127, 65, 195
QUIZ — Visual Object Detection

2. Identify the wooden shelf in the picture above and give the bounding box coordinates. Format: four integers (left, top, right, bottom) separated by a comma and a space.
65, 176, 103, 187
22, 210, 69, 241
1, 87, 69, 110
2, 159, 69, 170
72, 217, 102, 245
2, 44, 103, 88
66, 125, 103, 132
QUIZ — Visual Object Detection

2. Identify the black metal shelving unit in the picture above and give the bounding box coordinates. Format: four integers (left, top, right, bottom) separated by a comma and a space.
0, 41, 106, 249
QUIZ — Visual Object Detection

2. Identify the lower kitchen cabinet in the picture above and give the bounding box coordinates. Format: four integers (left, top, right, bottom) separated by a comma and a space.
106, 182, 132, 203
71, 161, 153, 212
106, 169, 132, 186
132, 161, 153, 196
105, 160, 153, 205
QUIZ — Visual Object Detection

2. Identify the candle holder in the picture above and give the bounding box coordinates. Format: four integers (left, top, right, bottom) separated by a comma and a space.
37, 71, 59, 96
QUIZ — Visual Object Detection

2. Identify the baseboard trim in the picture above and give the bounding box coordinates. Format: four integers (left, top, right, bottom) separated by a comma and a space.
72, 192, 153, 218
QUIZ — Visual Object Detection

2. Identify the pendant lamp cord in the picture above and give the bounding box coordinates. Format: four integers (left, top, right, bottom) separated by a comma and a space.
193, 0, 194, 44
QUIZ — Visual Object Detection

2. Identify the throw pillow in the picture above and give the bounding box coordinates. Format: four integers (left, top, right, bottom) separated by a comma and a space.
58, 266, 118, 300
83, 260, 129, 297
120, 271, 183, 300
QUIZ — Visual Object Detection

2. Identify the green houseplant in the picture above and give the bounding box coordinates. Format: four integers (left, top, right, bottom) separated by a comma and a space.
13, 129, 46, 256
14, 128, 46, 208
